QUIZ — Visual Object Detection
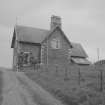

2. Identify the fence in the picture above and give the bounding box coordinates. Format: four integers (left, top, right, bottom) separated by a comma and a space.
24, 64, 105, 92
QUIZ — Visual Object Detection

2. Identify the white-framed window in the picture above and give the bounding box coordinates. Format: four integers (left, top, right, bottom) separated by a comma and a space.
68, 48, 72, 59
22, 52, 31, 66
51, 38, 61, 49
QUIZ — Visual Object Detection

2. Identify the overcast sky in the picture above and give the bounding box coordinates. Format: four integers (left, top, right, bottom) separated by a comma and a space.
0, 0, 105, 68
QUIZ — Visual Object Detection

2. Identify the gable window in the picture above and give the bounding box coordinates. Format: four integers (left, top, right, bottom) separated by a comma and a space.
51, 38, 61, 49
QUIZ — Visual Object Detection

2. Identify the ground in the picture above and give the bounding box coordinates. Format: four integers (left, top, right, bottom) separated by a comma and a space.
0, 66, 105, 105
0, 68, 63, 105
25, 65, 105, 105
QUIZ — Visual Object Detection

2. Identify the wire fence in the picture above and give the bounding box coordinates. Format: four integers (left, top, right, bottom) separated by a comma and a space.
17, 63, 105, 92
39, 64, 105, 92
23, 64, 105, 105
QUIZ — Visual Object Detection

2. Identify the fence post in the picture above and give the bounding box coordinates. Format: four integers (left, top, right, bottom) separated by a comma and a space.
99, 69, 103, 92
78, 67, 81, 86
64, 67, 69, 81
55, 64, 58, 76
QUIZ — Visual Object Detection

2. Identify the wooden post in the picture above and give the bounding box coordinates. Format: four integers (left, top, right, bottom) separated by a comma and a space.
100, 69, 103, 92
47, 38, 48, 66
78, 67, 81, 86
64, 67, 69, 81
55, 64, 58, 76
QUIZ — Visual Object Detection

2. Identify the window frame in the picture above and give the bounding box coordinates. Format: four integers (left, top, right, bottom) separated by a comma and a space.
68, 48, 72, 59
51, 38, 61, 49
22, 51, 31, 66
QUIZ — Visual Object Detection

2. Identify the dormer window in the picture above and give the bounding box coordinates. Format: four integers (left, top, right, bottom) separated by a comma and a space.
51, 38, 61, 49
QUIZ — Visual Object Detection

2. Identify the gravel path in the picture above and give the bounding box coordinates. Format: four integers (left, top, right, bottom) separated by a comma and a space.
0, 69, 64, 105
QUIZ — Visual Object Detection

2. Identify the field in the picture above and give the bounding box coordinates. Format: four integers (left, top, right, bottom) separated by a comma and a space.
25, 65, 105, 105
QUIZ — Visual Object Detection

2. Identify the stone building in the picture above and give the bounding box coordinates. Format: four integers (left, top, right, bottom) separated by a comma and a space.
11, 15, 90, 71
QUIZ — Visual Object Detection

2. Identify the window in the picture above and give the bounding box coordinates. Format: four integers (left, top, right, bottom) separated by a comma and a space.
68, 49, 72, 54
17, 51, 31, 68
51, 38, 61, 49
23, 52, 31, 66
68, 49, 72, 59
17, 51, 38, 69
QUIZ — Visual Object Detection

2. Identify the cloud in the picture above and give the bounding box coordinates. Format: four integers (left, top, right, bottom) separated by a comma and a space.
0, 0, 52, 26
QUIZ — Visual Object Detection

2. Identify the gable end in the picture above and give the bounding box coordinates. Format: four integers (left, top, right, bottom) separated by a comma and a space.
42, 26, 73, 48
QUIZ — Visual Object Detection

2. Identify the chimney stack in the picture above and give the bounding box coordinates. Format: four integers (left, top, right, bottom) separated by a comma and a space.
50, 15, 62, 30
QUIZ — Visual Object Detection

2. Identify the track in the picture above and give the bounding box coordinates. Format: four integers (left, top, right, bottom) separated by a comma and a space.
0, 69, 64, 105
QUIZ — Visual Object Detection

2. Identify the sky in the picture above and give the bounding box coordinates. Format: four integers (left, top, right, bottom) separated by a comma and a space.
0, 0, 105, 68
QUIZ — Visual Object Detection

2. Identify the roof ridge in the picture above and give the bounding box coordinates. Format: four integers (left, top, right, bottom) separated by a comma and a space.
15, 25, 49, 32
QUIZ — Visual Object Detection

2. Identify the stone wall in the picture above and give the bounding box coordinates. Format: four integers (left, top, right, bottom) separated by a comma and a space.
41, 29, 72, 68
13, 41, 41, 71
19, 42, 41, 62
12, 29, 77, 71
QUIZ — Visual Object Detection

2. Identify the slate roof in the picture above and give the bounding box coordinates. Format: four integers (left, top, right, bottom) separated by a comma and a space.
11, 25, 88, 58
15, 25, 50, 43
71, 57, 91, 65
71, 42, 88, 58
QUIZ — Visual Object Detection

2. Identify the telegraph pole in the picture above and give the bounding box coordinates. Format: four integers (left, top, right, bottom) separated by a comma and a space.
97, 48, 100, 61
100, 69, 103, 92
47, 38, 48, 65
15, 16, 19, 26
16, 17, 18, 25
97, 48, 103, 92
46, 36, 49, 72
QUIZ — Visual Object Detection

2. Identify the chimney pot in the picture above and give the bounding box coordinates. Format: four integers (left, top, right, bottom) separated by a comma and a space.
50, 15, 62, 30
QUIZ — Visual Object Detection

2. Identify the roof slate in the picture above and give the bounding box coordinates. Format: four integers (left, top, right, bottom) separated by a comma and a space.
71, 42, 88, 58
15, 25, 50, 43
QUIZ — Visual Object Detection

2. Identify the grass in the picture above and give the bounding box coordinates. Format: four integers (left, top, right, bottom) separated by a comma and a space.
24, 65, 105, 105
